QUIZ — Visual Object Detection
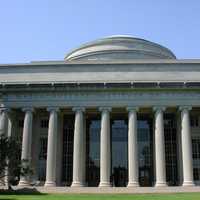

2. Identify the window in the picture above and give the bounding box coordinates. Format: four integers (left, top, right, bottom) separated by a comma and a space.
62, 116, 74, 185
164, 114, 178, 186
39, 138, 47, 160
191, 116, 199, 127
18, 119, 24, 128
40, 119, 48, 128
192, 138, 200, 181
86, 119, 101, 186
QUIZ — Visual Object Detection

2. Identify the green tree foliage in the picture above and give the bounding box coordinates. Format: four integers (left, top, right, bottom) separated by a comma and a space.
0, 135, 32, 187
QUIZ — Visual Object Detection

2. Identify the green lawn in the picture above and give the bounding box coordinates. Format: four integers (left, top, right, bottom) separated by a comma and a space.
0, 193, 200, 200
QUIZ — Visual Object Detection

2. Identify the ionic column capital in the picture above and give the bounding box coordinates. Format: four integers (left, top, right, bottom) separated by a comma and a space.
99, 107, 112, 112
179, 106, 192, 112
22, 107, 34, 113
127, 106, 139, 112
72, 107, 85, 112
47, 107, 59, 113
153, 106, 166, 112
0, 107, 10, 114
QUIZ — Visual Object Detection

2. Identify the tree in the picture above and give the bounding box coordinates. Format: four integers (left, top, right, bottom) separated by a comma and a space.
0, 135, 32, 189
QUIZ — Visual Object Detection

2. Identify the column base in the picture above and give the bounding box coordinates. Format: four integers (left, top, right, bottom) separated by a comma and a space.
182, 181, 195, 186
71, 181, 85, 187
18, 180, 30, 187
44, 181, 56, 187
99, 182, 111, 187
127, 182, 139, 187
155, 182, 167, 187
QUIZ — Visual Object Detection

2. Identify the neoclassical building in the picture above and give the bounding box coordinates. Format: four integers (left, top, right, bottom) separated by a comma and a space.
0, 35, 200, 188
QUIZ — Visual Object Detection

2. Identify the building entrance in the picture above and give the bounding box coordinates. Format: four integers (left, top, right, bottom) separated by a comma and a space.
192, 137, 200, 183
111, 119, 128, 187
138, 116, 154, 186
62, 115, 74, 186
86, 118, 101, 186
61, 113, 178, 187
164, 114, 178, 186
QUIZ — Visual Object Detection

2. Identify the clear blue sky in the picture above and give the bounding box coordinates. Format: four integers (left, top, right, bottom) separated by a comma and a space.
0, 0, 200, 63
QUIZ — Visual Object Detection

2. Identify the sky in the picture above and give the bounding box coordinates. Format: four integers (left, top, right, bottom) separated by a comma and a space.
0, 0, 200, 63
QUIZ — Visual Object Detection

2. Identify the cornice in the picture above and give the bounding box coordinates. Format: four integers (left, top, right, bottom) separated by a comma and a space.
1, 59, 200, 67
2, 86, 200, 93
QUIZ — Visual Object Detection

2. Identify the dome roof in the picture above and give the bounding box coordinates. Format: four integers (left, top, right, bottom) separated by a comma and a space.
64, 35, 176, 61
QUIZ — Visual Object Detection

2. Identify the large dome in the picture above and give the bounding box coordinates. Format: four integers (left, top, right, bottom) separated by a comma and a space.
64, 35, 176, 61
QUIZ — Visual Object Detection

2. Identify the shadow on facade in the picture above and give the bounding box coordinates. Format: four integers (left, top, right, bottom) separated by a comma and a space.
0, 187, 46, 195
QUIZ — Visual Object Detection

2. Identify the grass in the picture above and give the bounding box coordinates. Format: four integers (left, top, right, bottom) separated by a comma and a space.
0, 193, 200, 200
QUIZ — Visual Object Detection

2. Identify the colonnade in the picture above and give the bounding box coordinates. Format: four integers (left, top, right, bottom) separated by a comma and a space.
0, 106, 194, 187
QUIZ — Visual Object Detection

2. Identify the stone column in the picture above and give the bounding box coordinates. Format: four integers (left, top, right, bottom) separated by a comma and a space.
19, 107, 34, 186
4, 111, 14, 186
71, 107, 86, 187
56, 113, 62, 186
99, 107, 111, 187
154, 106, 167, 187
82, 114, 86, 185
0, 108, 9, 186
127, 107, 139, 187
176, 112, 183, 185
45, 107, 59, 187
0, 108, 9, 137
179, 106, 194, 186
31, 114, 40, 184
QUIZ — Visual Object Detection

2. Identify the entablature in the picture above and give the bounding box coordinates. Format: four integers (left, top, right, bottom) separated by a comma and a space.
1, 90, 200, 109
1, 81, 200, 92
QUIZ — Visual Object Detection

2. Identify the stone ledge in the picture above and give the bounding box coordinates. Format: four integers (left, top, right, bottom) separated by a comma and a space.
0, 186, 199, 194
